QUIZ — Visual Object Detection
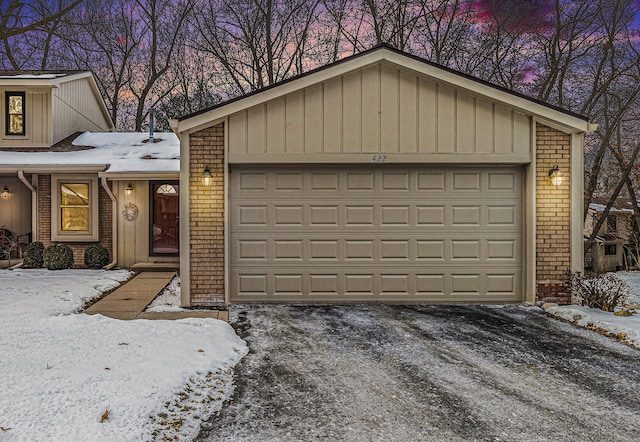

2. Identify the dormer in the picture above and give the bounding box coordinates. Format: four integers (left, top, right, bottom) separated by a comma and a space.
0, 71, 114, 149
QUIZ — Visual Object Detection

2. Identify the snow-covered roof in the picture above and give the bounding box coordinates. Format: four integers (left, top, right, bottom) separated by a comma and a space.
589, 203, 634, 214
0, 74, 66, 79
0, 132, 179, 175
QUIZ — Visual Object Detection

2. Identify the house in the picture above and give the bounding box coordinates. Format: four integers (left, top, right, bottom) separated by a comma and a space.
0, 71, 179, 269
584, 199, 636, 272
170, 44, 594, 307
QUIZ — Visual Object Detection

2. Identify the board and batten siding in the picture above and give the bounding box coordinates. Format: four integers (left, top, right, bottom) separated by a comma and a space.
52, 77, 112, 144
228, 62, 532, 161
0, 89, 51, 147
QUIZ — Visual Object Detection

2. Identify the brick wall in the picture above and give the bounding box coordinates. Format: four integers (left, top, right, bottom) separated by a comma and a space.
536, 124, 572, 304
37, 174, 113, 266
188, 124, 225, 307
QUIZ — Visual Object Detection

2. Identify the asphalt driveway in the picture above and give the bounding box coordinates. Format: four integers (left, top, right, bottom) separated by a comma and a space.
197, 305, 640, 441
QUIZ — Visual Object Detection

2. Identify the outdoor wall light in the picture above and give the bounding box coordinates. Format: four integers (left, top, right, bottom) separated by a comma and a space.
202, 166, 212, 187
1, 186, 9, 198
549, 165, 563, 186
125, 183, 134, 196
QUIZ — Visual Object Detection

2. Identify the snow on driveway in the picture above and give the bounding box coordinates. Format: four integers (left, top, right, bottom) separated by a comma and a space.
0, 269, 247, 441
197, 305, 640, 442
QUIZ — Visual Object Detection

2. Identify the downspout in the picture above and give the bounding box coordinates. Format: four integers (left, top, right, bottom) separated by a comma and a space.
101, 177, 118, 270
18, 171, 37, 242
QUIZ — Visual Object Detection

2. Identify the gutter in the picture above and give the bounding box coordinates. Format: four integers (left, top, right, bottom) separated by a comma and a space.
100, 177, 118, 270
0, 164, 107, 174
17, 171, 37, 242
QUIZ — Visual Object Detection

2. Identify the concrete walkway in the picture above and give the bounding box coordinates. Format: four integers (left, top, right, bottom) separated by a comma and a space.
84, 272, 228, 321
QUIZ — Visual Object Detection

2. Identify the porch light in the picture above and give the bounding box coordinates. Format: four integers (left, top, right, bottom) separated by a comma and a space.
549, 165, 563, 186
125, 183, 133, 196
1, 186, 9, 198
202, 166, 212, 187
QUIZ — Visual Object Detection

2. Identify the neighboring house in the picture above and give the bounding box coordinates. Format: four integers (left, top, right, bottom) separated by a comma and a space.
584, 200, 636, 272
170, 44, 594, 307
0, 71, 179, 269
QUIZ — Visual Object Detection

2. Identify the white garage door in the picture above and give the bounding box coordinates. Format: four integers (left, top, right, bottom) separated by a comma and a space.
230, 165, 523, 303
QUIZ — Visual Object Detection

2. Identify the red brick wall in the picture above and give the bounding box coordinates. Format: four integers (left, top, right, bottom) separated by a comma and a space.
536, 124, 572, 304
37, 174, 113, 267
188, 124, 225, 307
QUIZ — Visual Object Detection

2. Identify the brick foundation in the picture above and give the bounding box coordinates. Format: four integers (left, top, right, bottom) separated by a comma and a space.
188, 124, 225, 307
535, 124, 572, 304
36, 175, 113, 266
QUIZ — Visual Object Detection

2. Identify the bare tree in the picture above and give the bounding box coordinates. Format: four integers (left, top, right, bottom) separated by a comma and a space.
60, 0, 142, 128
0, 0, 81, 69
190, 0, 322, 94
127, 0, 195, 131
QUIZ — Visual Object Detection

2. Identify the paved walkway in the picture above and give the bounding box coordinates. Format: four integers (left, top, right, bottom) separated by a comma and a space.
84, 272, 228, 321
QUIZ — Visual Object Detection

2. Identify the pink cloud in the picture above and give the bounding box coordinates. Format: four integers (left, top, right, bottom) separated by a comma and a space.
471, 0, 555, 32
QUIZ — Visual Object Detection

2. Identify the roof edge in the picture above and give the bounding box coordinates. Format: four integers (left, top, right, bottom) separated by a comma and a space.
177, 44, 590, 133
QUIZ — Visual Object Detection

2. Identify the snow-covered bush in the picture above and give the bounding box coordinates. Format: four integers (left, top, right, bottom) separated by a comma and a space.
23, 241, 45, 268
84, 244, 109, 269
570, 271, 629, 312
43, 243, 74, 270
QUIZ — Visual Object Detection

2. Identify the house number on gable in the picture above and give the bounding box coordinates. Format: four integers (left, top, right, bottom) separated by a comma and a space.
372, 154, 387, 163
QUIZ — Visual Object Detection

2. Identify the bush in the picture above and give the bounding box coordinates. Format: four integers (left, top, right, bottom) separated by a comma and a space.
23, 241, 45, 268
84, 244, 109, 269
569, 271, 629, 312
43, 243, 74, 270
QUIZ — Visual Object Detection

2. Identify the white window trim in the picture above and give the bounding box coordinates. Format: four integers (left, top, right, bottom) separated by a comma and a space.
51, 174, 99, 242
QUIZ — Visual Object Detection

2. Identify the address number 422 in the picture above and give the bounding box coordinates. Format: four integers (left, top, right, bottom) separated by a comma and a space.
372, 154, 387, 163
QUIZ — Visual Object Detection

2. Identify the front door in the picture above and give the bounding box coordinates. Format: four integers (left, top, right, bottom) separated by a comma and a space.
150, 181, 179, 256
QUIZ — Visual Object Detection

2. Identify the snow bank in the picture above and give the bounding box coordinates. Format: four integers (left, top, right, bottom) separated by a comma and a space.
543, 270, 640, 349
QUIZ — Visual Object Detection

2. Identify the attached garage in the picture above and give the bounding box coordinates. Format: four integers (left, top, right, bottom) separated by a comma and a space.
171, 44, 593, 307
230, 165, 523, 303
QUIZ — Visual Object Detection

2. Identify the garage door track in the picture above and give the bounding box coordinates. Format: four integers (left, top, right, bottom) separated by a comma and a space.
196, 305, 640, 441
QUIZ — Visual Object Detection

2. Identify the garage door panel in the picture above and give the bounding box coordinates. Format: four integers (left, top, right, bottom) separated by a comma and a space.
418, 172, 445, 190
231, 166, 523, 303
274, 205, 304, 225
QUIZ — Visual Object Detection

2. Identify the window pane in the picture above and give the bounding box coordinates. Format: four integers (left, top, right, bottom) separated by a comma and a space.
61, 207, 90, 231
8, 95, 22, 114
61, 183, 89, 206
8, 114, 23, 134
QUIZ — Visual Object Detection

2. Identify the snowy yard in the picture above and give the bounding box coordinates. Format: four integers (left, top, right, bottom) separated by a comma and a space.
0, 269, 247, 441
543, 271, 640, 349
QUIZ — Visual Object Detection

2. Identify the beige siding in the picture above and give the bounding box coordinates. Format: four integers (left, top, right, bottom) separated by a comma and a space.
52, 77, 111, 144
115, 180, 178, 268
228, 61, 532, 162
0, 89, 51, 148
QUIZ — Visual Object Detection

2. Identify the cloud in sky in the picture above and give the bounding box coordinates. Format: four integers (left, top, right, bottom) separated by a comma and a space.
471, 0, 555, 31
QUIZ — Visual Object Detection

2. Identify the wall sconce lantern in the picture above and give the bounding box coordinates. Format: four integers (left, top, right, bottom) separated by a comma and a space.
549, 165, 563, 186
1, 186, 9, 198
125, 183, 134, 196
202, 166, 212, 187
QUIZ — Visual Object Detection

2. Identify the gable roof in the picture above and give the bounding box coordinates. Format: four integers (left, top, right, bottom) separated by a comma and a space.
0, 70, 115, 131
172, 44, 591, 135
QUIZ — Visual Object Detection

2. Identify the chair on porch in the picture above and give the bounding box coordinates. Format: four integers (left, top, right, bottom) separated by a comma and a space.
0, 228, 18, 266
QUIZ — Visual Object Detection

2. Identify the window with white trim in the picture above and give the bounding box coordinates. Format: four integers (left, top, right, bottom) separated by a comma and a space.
51, 175, 99, 241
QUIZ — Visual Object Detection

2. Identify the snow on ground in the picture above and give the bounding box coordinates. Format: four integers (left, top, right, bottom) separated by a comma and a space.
615, 271, 640, 305
543, 271, 640, 349
0, 269, 247, 441
145, 276, 188, 312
